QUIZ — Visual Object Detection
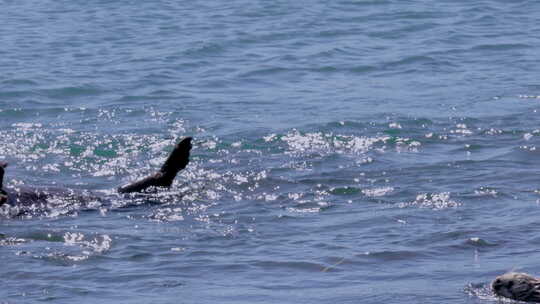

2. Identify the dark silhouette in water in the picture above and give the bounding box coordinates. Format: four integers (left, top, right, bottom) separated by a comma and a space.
492, 272, 540, 302
0, 137, 192, 207
118, 137, 192, 193
0, 162, 8, 206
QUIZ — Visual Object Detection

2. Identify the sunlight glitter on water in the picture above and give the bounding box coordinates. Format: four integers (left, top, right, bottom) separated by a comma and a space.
398, 192, 461, 210
2, 1, 540, 301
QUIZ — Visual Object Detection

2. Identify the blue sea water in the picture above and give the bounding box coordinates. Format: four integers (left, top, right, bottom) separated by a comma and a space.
1, 0, 540, 303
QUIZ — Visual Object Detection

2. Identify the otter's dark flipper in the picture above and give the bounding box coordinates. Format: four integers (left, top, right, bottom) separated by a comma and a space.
0, 161, 8, 189
118, 137, 192, 194
0, 162, 8, 205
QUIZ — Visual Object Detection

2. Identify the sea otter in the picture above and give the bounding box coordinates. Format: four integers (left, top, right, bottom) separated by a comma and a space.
492, 272, 540, 302
0, 137, 192, 208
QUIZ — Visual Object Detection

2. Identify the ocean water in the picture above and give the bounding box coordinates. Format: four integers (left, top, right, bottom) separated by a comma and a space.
1, 0, 540, 303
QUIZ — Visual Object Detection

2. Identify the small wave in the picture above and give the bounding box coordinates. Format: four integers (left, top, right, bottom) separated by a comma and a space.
519, 95, 540, 99
472, 43, 531, 51
398, 192, 461, 210
1, 78, 38, 86
465, 237, 496, 247
4, 231, 112, 263
362, 186, 394, 197
464, 282, 502, 302
281, 129, 390, 155
0, 90, 34, 99
38, 85, 105, 99
335, 0, 391, 6
239, 66, 291, 78
147, 207, 185, 222
63, 232, 112, 254
357, 250, 430, 262
0, 236, 28, 246
474, 187, 498, 197
183, 42, 225, 57
252, 260, 328, 272
330, 186, 361, 196
285, 201, 331, 214
386, 55, 438, 67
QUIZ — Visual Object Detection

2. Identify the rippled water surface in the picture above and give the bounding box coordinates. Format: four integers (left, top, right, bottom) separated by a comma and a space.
2, 1, 540, 303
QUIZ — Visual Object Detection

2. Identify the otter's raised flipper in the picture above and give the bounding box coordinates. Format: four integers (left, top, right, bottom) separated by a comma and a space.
118, 137, 192, 193
0, 162, 8, 205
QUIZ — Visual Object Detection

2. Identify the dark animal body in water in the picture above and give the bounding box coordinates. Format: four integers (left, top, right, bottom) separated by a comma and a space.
492, 272, 540, 302
0, 137, 192, 208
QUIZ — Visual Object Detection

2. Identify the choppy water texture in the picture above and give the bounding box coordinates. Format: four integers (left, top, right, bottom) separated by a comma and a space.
2, 1, 540, 303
